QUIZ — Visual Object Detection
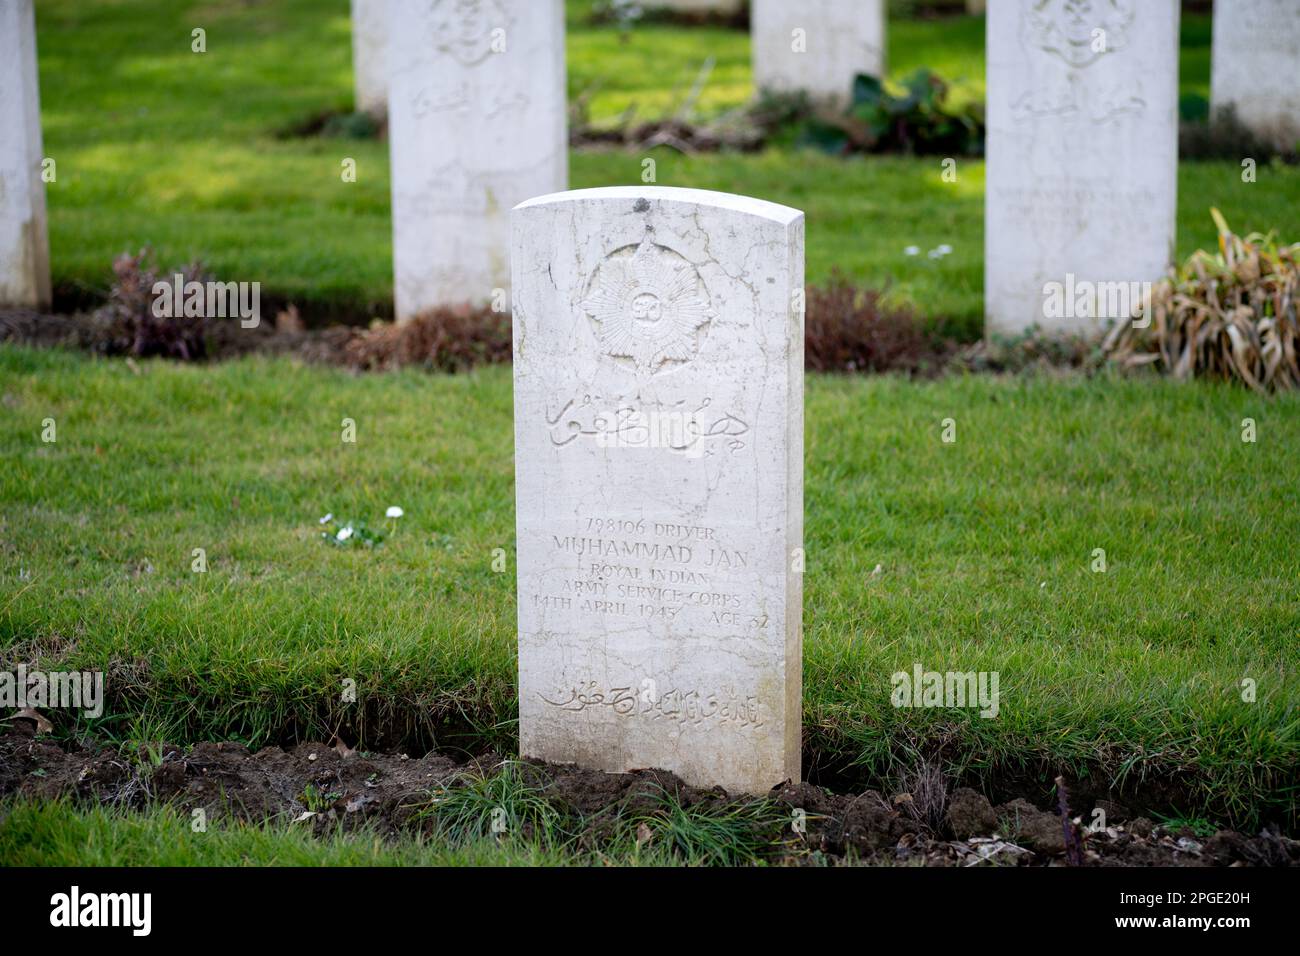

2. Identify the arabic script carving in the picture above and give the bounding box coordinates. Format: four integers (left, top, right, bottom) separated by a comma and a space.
547, 395, 748, 457
541, 682, 765, 728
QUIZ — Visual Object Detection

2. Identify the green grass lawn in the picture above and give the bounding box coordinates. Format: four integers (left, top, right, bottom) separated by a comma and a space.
7, 0, 1297, 865
2, 345, 1296, 828
0, 799, 572, 866
0, 786, 793, 866
33, 0, 1298, 336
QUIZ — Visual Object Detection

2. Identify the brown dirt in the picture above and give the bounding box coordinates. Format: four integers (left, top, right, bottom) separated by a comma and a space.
1, 723, 1293, 866
0, 302, 508, 373
0, 305, 360, 365
2, 287, 956, 378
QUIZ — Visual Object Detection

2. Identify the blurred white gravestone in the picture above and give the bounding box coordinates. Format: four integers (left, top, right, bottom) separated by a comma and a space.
1211, 0, 1300, 152
388, 0, 567, 321
351, 0, 388, 117
0, 0, 51, 309
985, 0, 1179, 335
751, 0, 885, 106
512, 186, 804, 795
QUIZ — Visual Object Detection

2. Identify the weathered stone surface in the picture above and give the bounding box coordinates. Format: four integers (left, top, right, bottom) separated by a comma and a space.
388, 0, 567, 320
512, 186, 804, 795
0, 0, 50, 309
1211, 0, 1300, 151
751, 0, 885, 106
985, 0, 1179, 335
351, 0, 388, 117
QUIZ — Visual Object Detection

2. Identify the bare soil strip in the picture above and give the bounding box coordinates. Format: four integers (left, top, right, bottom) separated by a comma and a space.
2, 723, 1293, 866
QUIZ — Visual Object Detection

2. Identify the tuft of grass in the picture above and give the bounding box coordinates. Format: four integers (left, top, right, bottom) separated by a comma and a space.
609, 786, 791, 866
418, 761, 570, 849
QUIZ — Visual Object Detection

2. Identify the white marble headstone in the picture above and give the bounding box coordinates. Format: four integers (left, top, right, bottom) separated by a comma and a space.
351, 0, 388, 117
388, 0, 567, 321
985, 0, 1180, 335
512, 186, 804, 795
751, 0, 886, 106
1211, 0, 1300, 152
0, 0, 51, 309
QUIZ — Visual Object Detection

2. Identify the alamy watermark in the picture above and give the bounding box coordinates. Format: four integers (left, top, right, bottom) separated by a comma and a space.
1042, 273, 1151, 328
891, 662, 999, 719
1, 665, 104, 718
152, 273, 260, 328
50, 886, 151, 936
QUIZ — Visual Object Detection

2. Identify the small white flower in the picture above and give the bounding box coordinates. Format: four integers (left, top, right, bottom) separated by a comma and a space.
904, 245, 921, 256
319, 513, 333, 524
937, 244, 953, 255
385, 506, 404, 518
337, 527, 354, 541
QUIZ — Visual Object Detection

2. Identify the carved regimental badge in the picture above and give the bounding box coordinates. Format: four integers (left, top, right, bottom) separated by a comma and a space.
428, 0, 511, 67
1024, 0, 1134, 68
580, 237, 716, 376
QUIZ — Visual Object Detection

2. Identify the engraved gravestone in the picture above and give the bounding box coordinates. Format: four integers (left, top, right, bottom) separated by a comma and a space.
512, 187, 804, 794
985, 0, 1179, 335
0, 0, 51, 309
1211, 0, 1300, 152
351, 0, 388, 117
751, 0, 886, 107
388, 0, 567, 321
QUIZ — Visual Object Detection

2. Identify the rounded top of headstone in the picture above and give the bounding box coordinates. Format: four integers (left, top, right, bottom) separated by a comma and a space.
514, 186, 803, 226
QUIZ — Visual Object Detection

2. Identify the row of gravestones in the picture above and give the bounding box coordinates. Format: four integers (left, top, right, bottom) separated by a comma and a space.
5, 0, 1298, 336
374, 0, 884, 322
0, 0, 1295, 791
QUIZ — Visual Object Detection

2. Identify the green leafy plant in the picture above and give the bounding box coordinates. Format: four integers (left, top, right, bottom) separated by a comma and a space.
300, 783, 339, 813
570, 68, 983, 158
1154, 813, 1221, 838
797, 69, 984, 157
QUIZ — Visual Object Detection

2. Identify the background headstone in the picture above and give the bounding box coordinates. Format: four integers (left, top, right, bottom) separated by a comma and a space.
1211, 0, 1300, 152
388, 0, 567, 321
0, 0, 51, 309
351, 0, 388, 117
751, 0, 886, 106
512, 186, 804, 795
985, 0, 1180, 335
